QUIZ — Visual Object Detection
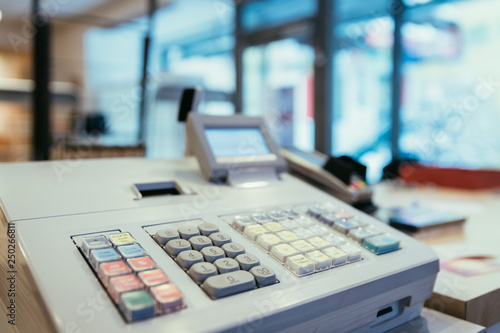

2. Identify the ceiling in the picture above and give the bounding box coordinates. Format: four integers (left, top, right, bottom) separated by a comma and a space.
0, 0, 118, 19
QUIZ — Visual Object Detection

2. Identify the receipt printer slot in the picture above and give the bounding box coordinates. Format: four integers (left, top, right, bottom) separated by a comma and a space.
132, 181, 193, 199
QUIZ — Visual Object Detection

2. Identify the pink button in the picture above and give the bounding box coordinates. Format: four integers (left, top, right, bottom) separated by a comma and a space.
150, 284, 184, 314
108, 274, 143, 303
128, 256, 156, 272
138, 269, 169, 288
98, 261, 131, 287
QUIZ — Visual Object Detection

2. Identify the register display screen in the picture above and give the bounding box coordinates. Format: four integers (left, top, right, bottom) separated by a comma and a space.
205, 128, 273, 160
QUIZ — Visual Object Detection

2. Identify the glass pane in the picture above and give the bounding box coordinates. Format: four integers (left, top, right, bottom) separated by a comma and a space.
241, 0, 317, 32
84, 23, 146, 146
399, 0, 500, 169
332, 16, 394, 182
243, 38, 315, 151
146, 0, 236, 159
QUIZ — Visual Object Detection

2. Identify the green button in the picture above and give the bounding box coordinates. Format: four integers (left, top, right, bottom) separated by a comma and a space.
363, 234, 400, 255
119, 291, 156, 322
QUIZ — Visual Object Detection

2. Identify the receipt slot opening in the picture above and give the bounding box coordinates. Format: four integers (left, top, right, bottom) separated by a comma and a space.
132, 181, 195, 199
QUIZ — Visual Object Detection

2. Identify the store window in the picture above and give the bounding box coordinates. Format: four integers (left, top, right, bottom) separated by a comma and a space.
332, 16, 394, 182
243, 38, 315, 151
399, 0, 500, 169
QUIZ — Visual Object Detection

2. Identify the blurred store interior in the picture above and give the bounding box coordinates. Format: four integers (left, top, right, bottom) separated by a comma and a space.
1, 0, 500, 183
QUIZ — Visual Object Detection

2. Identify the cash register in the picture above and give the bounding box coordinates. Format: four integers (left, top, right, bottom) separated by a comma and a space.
0, 114, 439, 332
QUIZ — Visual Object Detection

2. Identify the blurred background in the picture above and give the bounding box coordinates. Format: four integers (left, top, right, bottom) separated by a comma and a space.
0, 0, 499, 183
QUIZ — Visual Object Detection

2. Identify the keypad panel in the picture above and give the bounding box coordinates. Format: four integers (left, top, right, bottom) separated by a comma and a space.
147, 222, 278, 300
225, 202, 401, 277
72, 231, 184, 322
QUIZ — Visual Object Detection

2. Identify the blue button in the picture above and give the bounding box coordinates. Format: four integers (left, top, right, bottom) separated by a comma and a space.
117, 244, 146, 258
363, 234, 401, 255
89, 248, 121, 271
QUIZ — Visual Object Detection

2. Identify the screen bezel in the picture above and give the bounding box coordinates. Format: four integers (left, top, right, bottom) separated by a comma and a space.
187, 114, 287, 180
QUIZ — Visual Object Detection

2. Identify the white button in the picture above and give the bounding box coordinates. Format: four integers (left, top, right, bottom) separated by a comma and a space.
285, 255, 315, 276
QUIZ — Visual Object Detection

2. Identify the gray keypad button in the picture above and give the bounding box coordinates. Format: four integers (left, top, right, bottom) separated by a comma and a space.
235, 254, 260, 270
188, 262, 218, 284
214, 258, 240, 273
154, 228, 180, 246
164, 239, 192, 257
200, 246, 226, 262
176, 250, 204, 270
221, 243, 246, 258
178, 226, 201, 239
202, 271, 256, 299
189, 236, 213, 251
209, 232, 232, 246
197, 223, 219, 236
250, 265, 276, 287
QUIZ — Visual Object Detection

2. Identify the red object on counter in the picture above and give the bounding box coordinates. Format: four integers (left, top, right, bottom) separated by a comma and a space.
399, 164, 500, 190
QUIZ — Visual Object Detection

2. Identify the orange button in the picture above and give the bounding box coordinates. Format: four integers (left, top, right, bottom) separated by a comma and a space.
108, 274, 143, 303
138, 269, 169, 288
98, 260, 132, 287
150, 284, 184, 313
127, 256, 156, 272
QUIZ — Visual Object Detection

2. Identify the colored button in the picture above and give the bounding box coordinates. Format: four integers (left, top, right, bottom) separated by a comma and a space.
251, 213, 272, 223
307, 236, 332, 249
117, 244, 146, 258
293, 227, 315, 239
307, 224, 330, 236
128, 256, 156, 272
282, 208, 299, 218
337, 243, 362, 262
319, 213, 340, 225
98, 260, 132, 287
289, 240, 316, 253
285, 255, 315, 276
138, 269, 169, 288
267, 210, 287, 221
363, 234, 401, 255
256, 234, 282, 251
322, 247, 348, 266
262, 222, 285, 233
322, 234, 346, 246
270, 244, 300, 263
243, 224, 268, 240
276, 230, 300, 242
81, 235, 111, 258
89, 248, 121, 271
333, 220, 357, 234
150, 284, 184, 313
232, 216, 254, 231
108, 274, 143, 303
305, 250, 332, 271
293, 216, 314, 227
279, 219, 300, 230
119, 290, 156, 322
109, 233, 136, 246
